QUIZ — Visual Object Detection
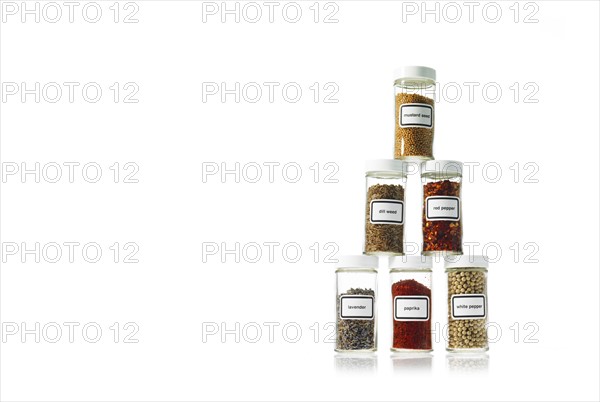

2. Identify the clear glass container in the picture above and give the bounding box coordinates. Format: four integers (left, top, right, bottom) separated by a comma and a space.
364, 159, 407, 256
335, 255, 378, 353
421, 160, 463, 255
445, 255, 489, 353
394, 66, 436, 160
389, 256, 432, 352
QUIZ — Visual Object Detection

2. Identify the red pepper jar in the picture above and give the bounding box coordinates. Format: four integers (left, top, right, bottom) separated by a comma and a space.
390, 255, 432, 352
421, 160, 463, 255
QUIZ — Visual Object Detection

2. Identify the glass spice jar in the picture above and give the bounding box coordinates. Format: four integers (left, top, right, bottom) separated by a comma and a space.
421, 160, 463, 255
445, 255, 489, 352
389, 255, 432, 352
335, 255, 378, 353
394, 66, 436, 160
364, 159, 407, 256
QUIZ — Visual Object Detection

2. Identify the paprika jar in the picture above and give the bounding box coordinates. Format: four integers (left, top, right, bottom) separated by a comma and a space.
421, 160, 463, 255
389, 255, 432, 352
445, 255, 489, 352
394, 66, 436, 160
335, 255, 378, 353
364, 159, 407, 256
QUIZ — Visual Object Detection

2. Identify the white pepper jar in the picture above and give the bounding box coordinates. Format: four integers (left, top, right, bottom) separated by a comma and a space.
445, 255, 489, 352
364, 159, 407, 256
335, 255, 378, 353
421, 160, 463, 255
394, 66, 436, 160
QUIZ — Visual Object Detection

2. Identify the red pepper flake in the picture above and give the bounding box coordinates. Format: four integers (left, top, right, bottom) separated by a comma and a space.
422, 180, 462, 253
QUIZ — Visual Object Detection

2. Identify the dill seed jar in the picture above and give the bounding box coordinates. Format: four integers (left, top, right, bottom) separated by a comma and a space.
389, 256, 432, 353
335, 255, 378, 353
445, 255, 489, 352
394, 66, 436, 160
364, 159, 407, 256
421, 160, 463, 255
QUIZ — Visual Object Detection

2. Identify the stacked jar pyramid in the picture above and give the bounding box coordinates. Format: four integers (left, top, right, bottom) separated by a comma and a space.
335, 66, 490, 354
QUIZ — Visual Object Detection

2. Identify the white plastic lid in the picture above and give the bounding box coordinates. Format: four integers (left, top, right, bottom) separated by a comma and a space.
421, 160, 463, 176
394, 66, 436, 82
389, 255, 432, 270
444, 255, 489, 269
366, 159, 406, 174
337, 255, 378, 269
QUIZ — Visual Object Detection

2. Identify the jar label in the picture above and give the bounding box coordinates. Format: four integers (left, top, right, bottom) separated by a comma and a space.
339, 295, 374, 320
370, 199, 404, 225
451, 294, 486, 320
399, 103, 433, 128
425, 196, 460, 221
394, 296, 430, 321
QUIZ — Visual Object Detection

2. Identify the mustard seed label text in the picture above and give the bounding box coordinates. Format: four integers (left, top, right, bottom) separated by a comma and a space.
399, 103, 433, 128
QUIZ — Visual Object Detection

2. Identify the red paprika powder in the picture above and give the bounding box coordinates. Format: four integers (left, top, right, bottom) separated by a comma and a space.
392, 279, 432, 351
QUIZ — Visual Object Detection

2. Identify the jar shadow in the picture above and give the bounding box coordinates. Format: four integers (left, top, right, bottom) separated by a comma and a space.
334, 353, 378, 374
390, 353, 433, 374
446, 353, 489, 374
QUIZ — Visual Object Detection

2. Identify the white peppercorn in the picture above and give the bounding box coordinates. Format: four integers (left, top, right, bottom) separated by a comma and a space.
445, 256, 489, 352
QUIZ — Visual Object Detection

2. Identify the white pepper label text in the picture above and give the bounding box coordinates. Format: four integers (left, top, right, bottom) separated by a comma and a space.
451, 294, 486, 319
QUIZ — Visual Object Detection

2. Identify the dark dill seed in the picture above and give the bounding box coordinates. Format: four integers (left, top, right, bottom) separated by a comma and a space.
365, 184, 405, 255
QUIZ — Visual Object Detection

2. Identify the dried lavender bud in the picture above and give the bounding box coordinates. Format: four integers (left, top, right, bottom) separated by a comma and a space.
395, 93, 434, 159
365, 184, 404, 255
336, 288, 376, 351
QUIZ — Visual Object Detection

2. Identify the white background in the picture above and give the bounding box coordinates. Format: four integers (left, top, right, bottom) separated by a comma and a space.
1, 1, 599, 401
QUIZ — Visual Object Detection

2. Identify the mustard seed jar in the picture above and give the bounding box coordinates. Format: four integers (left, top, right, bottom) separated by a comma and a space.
364, 160, 407, 256
335, 255, 378, 353
394, 66, 436, 160
445, 255, 489, 352
421, 160, 463, 255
